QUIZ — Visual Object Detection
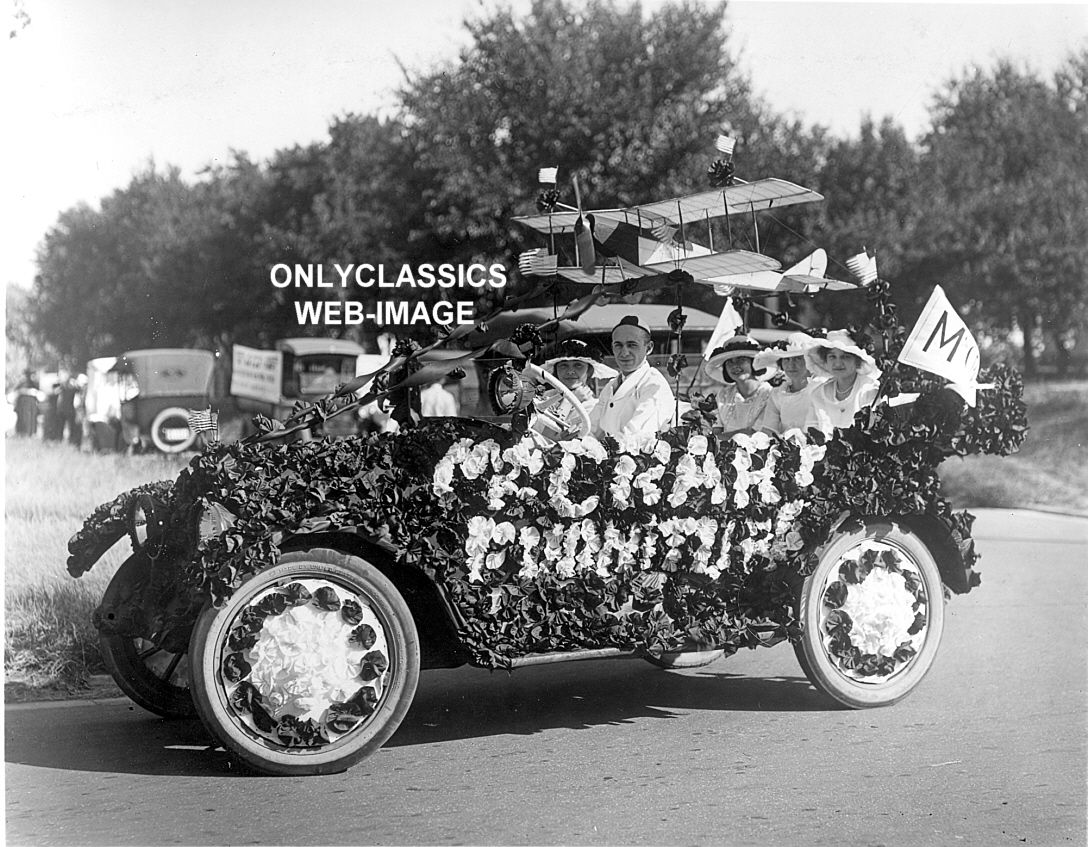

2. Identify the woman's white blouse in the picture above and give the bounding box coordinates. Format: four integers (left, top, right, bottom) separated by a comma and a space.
760, 382, 816, 434
805, 377, 880, 434
715, 382, 772, 432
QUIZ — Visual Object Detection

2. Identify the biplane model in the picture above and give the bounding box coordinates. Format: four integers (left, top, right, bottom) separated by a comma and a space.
513, 174, 858, 295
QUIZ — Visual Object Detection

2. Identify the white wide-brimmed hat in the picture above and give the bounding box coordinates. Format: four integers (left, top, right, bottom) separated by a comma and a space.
542, 339, 618, 380
753, 332, 816, 372
805, 329, 881, 378
706, 335, 774, 384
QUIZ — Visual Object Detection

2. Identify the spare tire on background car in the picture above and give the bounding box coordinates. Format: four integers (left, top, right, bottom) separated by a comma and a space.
149, 406, 197, 453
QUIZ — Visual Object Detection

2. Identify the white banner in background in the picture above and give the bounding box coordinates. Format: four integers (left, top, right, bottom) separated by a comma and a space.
231, 345, 283, 404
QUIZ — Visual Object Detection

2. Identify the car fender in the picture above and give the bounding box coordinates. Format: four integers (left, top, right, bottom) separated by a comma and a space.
813, 512, 976, 595
278, 529, 471, 669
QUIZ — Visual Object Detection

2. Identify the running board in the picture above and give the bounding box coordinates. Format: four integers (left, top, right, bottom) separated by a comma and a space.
507, 648, 641, 668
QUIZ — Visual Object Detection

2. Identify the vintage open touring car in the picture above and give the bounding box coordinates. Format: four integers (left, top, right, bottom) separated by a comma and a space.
68, 159, 1026, 776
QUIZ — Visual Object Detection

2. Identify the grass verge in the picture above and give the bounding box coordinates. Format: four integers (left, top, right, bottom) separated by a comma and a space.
4, 438, 188, 698
939, 381, 1088, 515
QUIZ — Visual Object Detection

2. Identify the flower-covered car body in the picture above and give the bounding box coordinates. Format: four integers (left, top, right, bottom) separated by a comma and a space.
68, 337, 1025, 774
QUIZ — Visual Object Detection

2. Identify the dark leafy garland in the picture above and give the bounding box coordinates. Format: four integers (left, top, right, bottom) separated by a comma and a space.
67, 479, 175, 577
822, 545, 927, 677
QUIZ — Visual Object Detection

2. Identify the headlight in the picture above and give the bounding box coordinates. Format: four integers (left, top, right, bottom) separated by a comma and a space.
198, 501, 237, 542
129, 494, 165, 552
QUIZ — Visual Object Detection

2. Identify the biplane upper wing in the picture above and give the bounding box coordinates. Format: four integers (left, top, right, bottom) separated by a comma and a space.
511, 178, 822, 235
512, 208, 623, 235
605, 178, 824, 226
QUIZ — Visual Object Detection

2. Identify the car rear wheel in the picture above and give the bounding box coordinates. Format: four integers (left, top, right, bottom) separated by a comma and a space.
189, 548, 420, 776
794, 520, 945, 708
97, 554, 195, 718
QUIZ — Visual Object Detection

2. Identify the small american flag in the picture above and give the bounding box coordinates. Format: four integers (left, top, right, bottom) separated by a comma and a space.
538, 166, 558, 185
187, 408, 219, 436
715, 134, 736, 157
518, 248, 558, 277
846, 250, 878, 285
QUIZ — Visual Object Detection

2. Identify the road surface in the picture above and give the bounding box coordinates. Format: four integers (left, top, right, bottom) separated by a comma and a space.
6, 509, 1085, 846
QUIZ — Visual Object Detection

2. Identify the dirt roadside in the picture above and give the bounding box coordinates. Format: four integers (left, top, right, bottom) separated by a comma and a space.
5, 675, 124, 704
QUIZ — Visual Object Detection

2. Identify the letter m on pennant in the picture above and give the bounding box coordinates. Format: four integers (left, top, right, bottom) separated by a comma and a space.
898, 285, 981, 385
923, 310, 967, 363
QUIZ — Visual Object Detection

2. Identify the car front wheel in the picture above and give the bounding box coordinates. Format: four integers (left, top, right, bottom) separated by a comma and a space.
188, 548, 420, 776
794, 520, 945, 709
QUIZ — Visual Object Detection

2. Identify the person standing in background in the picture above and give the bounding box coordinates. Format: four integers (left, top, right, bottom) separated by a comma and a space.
13, 369, 41, 437
56, 370, 82, 446
420, 378, 459, 417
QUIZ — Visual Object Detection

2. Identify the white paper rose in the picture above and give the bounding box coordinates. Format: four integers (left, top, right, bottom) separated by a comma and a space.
492, 521, 517, 546
841, 568, 918, 657
433, 458, 455, 496
687, 433, 709, 456
732, 431, 770, 452
247, 603, 370, 724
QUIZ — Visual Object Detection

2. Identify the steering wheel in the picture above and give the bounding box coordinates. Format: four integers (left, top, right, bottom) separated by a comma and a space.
524, 362, 592, 441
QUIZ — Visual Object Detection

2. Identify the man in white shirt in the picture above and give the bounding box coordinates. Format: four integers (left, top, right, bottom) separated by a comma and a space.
420, 380, 459, 417
589, 316, 676, 441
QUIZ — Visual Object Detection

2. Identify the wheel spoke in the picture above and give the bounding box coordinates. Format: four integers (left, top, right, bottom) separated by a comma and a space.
161, 651, 184, 684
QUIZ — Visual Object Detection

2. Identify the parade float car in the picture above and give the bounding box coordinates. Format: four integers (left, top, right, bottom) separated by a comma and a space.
67, 158, 1027, 777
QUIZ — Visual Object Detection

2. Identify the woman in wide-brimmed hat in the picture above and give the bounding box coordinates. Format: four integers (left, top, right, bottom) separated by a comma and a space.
803, 329, 882, 434
753, 332, 822, 434
706, 334, 775, 434
534, 339, 617, 439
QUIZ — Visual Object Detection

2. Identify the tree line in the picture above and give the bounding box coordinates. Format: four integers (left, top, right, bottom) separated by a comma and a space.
16, 0, 1088, 378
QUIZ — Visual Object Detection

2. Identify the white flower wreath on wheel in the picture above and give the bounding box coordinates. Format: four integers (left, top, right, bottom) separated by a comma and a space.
821, 542, 928, 678
220, 580, 390, 747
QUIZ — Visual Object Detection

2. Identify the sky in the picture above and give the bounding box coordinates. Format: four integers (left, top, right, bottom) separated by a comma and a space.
3, 0, 1086, 292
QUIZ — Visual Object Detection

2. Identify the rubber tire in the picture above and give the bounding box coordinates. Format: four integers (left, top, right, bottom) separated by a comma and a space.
149, 406, 197, 454
643, 648, 725, 669
794, 520, 946, 709
98, 554, 195, 719
188, 548, 420, 776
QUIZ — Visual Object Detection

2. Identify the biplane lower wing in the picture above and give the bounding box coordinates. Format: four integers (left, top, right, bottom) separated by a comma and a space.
705, 249, 858, 294
646, 250, 781, 281
779, 274, 859, 293
555, 256, 657, 286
